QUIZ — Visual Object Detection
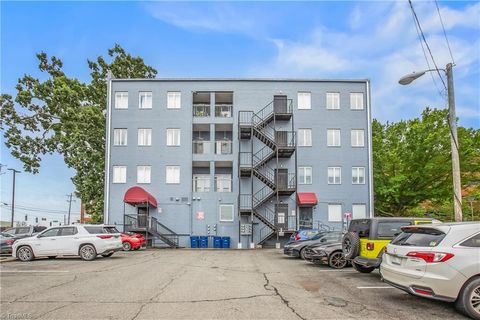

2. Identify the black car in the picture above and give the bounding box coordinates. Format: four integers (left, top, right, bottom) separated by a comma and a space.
0, 232, 15, 255
303, 238, 348, 269
283, 231, 343, 259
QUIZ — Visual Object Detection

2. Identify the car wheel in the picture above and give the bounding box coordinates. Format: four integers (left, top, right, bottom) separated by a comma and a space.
352, 262, 375, 273
456, 277, 480, 320
102, 252, 114, 258
342, 232, 360, 259
328, 251, 347, 269
299, 248, 307, 260
134, 247, 140, 251
122, 242, 132, 251
17, 246, 34, 262
79, 244, 97, 261
48, 256, 56, 259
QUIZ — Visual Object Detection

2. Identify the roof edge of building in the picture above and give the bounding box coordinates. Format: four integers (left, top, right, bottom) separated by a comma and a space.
110, 77, 370, 83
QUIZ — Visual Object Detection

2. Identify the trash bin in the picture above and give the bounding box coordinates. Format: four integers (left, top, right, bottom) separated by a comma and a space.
200, 236, 209, 248
221, 236, 231, 249
190, 236, 199, 248
213, 236, 222, 249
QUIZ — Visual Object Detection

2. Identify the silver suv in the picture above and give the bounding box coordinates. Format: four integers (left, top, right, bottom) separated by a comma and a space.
380, 222, 480, 319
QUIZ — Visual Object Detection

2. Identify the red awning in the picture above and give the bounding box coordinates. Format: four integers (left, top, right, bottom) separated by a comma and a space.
297, 192, 318, 206
123, 186, 158, 208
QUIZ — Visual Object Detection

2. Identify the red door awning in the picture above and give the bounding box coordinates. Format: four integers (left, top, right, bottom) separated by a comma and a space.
123, 187, 158, 208
297, 192, 318, 206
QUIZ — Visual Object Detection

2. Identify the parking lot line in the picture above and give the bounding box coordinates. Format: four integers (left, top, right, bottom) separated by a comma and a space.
356, 286, 394, 289
0, 270, 70, 273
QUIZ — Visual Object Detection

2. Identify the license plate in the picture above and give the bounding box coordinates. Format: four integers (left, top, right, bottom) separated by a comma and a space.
390, 255, 402, 265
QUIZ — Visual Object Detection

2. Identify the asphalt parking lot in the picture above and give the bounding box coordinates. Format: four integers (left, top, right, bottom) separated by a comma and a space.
0, 249, 466, 320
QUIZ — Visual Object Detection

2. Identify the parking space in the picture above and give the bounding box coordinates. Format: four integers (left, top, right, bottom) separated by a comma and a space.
0, 249, 466, 320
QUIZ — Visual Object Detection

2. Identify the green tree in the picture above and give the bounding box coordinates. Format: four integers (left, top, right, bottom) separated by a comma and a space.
1, 44, 157, 221
373, 108, 480, 220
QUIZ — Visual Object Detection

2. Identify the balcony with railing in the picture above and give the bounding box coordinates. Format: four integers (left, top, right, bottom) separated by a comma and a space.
193, 140, 212, 154
193, 92, 211, 118
214, 92, 233, 118
215, 175, 232, 192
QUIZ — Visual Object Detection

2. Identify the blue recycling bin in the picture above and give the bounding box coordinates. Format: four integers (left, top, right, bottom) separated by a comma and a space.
213, 236, 222, 249
221, 236, 231, 249
190, 236, 199, 248
200, 236, 209, 248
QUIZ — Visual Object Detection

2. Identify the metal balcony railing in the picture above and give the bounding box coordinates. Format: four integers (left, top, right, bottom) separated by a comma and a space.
192, 177, 211, 192
215, 140, 232, 155
215, 104, 233, 117
193, 104, 210, 117
214, 176, 232, 192
192, 141, 212, 154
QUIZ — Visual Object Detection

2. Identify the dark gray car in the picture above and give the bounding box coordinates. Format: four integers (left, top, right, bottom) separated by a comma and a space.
303, 240, 348, 269
283, 231, 343, 260
0, 232, 15, 255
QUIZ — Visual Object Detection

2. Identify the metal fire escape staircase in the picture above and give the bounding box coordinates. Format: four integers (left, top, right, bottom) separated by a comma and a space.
239, 97, 296, 245
124, 215, 179, 248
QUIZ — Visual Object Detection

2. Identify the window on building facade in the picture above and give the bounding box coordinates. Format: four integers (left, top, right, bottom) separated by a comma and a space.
327, 129, 341, 147
115, 92, 128, 109
352, 167, 365, 184
113, 128, 127, 146
350, 92, 364, 110
326, 92, 340, 110
166, 129, 181, 146
298, 129, 312, 146
139, 91, 152, 109
328, 167, 341, 184
166, 166, 180, 184
352, 204, 367, 219
297, 92, 311, 110
328, 204, 342, 222
138, 128, 152, 146
219, 204, 234, 222
137, 166, 151, 184
112, 166, 127, 183
298, 166, 312, 184
351, 129, 365, 147
167, 92, 181, 109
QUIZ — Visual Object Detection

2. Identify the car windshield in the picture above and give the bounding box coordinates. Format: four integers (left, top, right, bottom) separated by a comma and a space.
0, 232, 14, 238
391, 228, 446, 247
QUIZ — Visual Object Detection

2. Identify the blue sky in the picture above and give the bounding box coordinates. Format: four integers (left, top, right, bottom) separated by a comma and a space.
1, 1, 479, 221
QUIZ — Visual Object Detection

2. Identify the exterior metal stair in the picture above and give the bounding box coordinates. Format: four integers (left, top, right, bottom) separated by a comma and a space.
124, 214, 179, 248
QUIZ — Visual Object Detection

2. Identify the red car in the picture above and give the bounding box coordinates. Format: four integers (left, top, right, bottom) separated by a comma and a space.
121, 232, 146, 251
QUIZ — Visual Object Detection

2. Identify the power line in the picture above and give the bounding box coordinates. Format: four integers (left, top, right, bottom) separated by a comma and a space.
408, 0, 447, 91
434, 0, 455, 65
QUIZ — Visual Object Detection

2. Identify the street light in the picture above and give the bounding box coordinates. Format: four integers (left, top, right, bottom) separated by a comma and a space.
399, 62, 462, 222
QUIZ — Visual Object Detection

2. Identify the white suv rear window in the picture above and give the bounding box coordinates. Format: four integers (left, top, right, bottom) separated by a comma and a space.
391, 228, 446, 247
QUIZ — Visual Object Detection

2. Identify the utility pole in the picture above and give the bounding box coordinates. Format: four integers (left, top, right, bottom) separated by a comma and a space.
446, 63, 462, 222
66, 193, 75, 225
7, 168, 21, 227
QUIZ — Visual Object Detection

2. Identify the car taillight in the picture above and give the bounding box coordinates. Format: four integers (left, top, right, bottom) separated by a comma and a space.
5, 239, 15, 245
406, 251, 454, 263
366, 242, 374, 251
295, 234, 300, 241
97, 235, 113, 239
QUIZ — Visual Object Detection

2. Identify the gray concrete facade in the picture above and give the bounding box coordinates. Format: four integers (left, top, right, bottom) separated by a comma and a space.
104, 79, 372, 248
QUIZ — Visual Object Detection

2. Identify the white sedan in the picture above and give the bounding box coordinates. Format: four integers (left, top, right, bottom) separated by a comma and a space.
380, 222, 480, 320
12, 225, 123, 261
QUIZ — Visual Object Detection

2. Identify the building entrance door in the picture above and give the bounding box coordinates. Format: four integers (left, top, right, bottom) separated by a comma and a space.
299, 207, 313, 229
137, 207, 148, 228
275, 204, 288, 230
273, 95, 287, 113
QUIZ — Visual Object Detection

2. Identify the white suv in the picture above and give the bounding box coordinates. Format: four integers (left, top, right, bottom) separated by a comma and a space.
380, 222, 480, 319
12, 225, 123, 261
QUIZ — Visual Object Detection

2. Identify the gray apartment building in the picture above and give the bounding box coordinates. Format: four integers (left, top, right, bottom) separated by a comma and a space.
104, 78, 373, 248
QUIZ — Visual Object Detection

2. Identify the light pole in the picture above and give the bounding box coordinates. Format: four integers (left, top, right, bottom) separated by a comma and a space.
7, 168, 21, 227
399, 62, 462, 222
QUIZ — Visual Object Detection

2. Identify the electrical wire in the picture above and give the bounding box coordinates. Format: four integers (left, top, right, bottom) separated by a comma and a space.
434, 0, 455, 65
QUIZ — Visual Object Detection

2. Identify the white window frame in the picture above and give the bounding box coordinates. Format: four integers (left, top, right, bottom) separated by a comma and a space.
328, 204, 342, 222
167, 91, 181, 109
351, 129, 365, 147
327, 129, 341, 147
219, 204, 234, 222
112, 166, 127, 184
113, 128, 127, 146
350, 92, 364, 110
297, 92, 311, 110
298, 166, 312, 185
137, 166, 151, 184
115, 92, 128, 109
166, 166, 180, 184
326, 92, 340, 110
352, 167, 365, 185
139, 91, 152, 109
138, 128, 152, 146
298, 128, 312, 147
166, 128, 181, 146
352, 204, 367, 219
328, 167, 341, 185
